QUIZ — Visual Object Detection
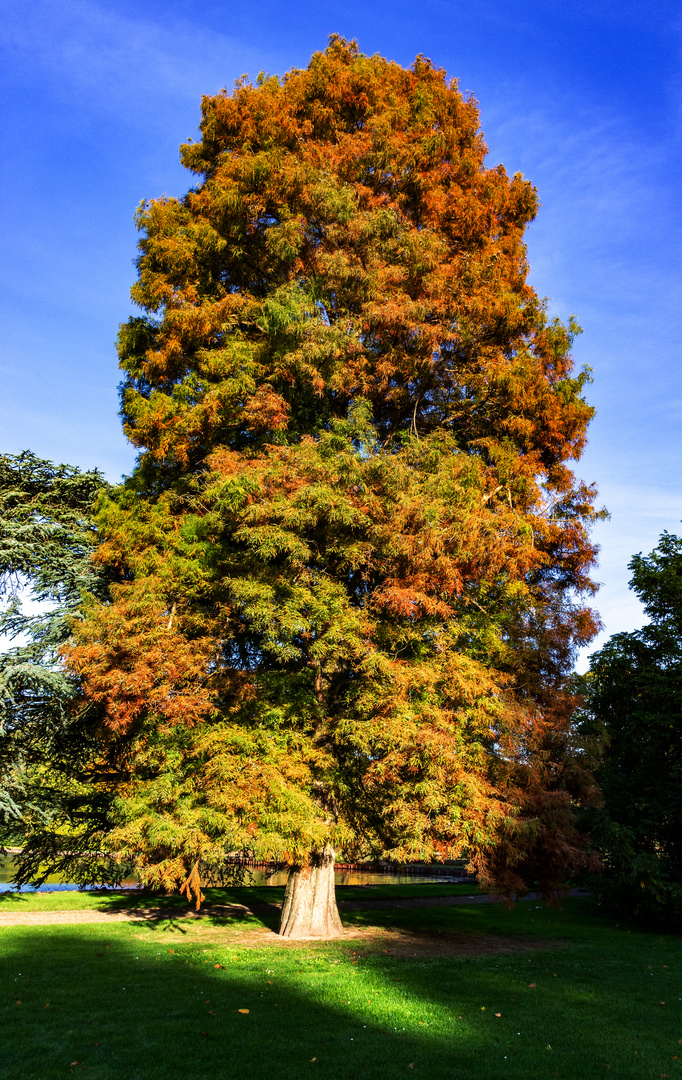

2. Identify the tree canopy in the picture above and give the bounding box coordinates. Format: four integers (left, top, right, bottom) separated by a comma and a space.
580, 531, 682, 926
0, 452, 123, 885
4, 39, 602, 931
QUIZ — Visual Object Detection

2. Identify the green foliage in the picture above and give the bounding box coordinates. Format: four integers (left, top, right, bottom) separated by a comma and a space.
580, 531, 682, 926
0, 452, 125, 884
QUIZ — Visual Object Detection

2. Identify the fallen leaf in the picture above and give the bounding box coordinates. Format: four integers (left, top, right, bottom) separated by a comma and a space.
661, 1001, 666, 1005
529, 983, 537, 989
495, 1013, 501, 1017
409, 1066, 414, 1070
208, 1010, 215, 1016
200, 1031, 208, 1037
238, 1009, 250, 1014
311, 1058, 317, 1063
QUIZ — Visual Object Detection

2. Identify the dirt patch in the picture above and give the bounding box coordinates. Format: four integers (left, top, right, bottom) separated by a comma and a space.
339, 926, 570, 958
127, 923, 569, 957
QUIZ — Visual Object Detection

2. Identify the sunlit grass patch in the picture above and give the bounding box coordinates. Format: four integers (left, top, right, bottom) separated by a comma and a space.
1, 898, 680, 1079
0, 879, 480, 914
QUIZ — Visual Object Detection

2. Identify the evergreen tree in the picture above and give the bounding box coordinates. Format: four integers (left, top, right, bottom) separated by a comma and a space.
0, 452, 127, 886
25, 39, 600, 935
581, 531, 682, 926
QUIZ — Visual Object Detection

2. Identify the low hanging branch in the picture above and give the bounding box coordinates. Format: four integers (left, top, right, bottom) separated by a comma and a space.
179, 859, 205, 910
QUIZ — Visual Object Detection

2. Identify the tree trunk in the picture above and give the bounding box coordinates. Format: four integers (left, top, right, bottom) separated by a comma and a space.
278, 845, 344, 940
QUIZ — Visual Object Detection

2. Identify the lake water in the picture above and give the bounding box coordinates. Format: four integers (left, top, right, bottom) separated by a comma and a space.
0, 858, 465, 893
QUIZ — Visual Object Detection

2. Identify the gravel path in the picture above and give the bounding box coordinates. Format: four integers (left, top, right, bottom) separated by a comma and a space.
0, 889, 589, 927
0, 903, 252, 926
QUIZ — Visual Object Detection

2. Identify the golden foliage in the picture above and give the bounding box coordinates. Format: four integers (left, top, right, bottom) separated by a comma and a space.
66, 38, 602, 899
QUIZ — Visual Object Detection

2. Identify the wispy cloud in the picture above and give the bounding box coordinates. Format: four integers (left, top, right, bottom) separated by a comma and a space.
0, 0, 276, 121
478, 81, 682, 657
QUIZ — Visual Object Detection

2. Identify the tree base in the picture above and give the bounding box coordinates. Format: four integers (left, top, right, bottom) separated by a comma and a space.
279, 846, 344, 940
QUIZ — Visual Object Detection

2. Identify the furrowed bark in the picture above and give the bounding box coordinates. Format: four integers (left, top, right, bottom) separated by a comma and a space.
278, 845, 344, 939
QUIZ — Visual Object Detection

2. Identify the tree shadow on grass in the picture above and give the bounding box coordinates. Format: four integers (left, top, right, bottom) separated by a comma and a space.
1, 900, 680, 1080
0, 890, 30, 905
2, 924, 465, 1080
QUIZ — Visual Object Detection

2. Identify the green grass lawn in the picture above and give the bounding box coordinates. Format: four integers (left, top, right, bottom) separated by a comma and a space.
1, 891, 680, 1080
0, 879, 481, 913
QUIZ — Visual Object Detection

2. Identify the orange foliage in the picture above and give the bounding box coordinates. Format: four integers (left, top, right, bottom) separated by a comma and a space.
67, 38, 602, 898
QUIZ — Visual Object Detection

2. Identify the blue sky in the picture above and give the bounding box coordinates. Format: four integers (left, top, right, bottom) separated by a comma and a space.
1, 0, 681, 666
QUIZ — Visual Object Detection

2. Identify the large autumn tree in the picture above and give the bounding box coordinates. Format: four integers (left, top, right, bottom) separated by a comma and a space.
59, 37, 600, 937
